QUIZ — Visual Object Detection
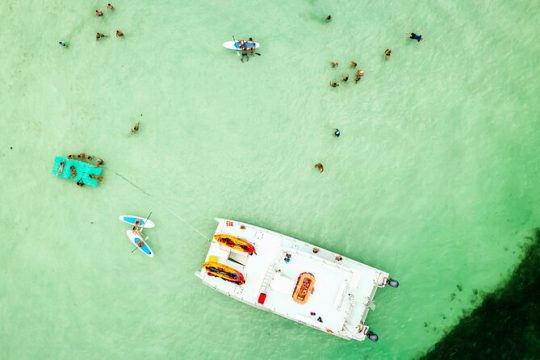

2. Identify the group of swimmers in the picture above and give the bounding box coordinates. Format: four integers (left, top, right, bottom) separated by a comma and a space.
58, 3, 124, 46
96, 4, 124, 40
329, 61, 366, 88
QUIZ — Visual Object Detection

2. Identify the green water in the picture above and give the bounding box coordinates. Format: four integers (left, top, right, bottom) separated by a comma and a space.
1, 0, 539, 359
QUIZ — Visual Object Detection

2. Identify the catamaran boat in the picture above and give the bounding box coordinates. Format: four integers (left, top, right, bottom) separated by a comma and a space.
195, 218, 399, 342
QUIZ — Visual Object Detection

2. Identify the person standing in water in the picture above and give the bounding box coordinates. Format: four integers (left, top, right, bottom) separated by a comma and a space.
334, 129, 340, 137
116, 30, 124, 37
325, 15, 332, 22
248, 37, 256, 55
384, 49, 392, 58
315, 163, 324, 173
131, 121, 140, 134
409, 33, 422, 42
355, 69, 365, 83
107, 3, 114, 10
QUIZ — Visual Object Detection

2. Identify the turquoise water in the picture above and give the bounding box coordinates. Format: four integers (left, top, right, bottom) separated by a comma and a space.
1, 1, 539, 359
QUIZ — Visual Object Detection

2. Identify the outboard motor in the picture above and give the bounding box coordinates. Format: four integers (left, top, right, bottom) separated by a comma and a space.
386, 278, 399, 288
366, 330, 379, 342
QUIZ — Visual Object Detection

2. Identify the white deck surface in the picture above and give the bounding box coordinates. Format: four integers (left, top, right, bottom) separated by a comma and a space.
196, 219, 390, 341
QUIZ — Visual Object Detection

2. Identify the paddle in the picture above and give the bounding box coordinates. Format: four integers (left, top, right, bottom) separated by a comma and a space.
232, 35, 240, 57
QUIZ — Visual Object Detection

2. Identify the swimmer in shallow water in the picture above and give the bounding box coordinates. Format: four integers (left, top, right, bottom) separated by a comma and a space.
95, 10, 103, 16
331, 61, 339, 68
116, 30, 124, 37
384, 49, 392, 58
131, 121, 140, 134
58, 41, 68, 48
107, 3, 114, 10
355, 69, 365, 83
330, 82, 339, 87
409, 32, 422, 42
325, 15, 331, 22
96, 32, 106, 40
315, 163, 324, 173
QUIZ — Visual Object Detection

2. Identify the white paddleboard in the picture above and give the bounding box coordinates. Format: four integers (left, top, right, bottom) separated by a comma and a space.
223, 40, 260, 51
126, 230, 154, 257
119, 215, 155, 228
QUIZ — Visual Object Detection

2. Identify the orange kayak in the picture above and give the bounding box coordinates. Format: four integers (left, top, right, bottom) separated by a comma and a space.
203, 261, 245, 285
292, 272, 316, 304
214, 234, 256, 255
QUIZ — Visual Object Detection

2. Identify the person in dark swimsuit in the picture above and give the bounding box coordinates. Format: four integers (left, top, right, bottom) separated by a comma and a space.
409, 33, 422, 42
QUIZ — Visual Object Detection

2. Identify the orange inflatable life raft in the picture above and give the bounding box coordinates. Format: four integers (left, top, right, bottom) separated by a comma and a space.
292, 272, 316, 304
203, 261, 245, 285
214, 234, 256, 255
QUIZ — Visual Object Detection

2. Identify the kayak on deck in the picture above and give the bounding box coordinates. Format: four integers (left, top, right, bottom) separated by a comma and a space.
119, 215, 155, 228
126, 230, 154, 257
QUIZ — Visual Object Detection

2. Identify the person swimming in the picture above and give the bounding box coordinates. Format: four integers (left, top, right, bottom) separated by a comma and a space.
355, 69, 365, 83
58, 41, 68, 48
131, 121, 140, 134
409, 33, 422, 42
342, 75, 349, 82
331, 61, 339, 68
330, 82, 339, 87
325, 15, 331, 22
334, 129, 340, 137
315, 163, 324, 173
95, 10, 103, 16
107, 3, 114, 10
351, 61, 357, 68
384, 49, 392, 57
96, 32, 106, 40
116, 30, 124, 37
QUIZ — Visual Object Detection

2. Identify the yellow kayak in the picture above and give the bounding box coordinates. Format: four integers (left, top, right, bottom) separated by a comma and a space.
203, 261, 245, 285
214, 234, 256, 255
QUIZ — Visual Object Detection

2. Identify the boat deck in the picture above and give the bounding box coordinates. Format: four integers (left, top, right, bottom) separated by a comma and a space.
197, 219, 390, 340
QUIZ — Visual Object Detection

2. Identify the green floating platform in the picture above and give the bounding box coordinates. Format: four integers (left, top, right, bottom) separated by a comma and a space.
52, 156, 103, 187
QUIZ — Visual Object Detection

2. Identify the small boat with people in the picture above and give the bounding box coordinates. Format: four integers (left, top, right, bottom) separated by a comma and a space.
195, 218, 399, 342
